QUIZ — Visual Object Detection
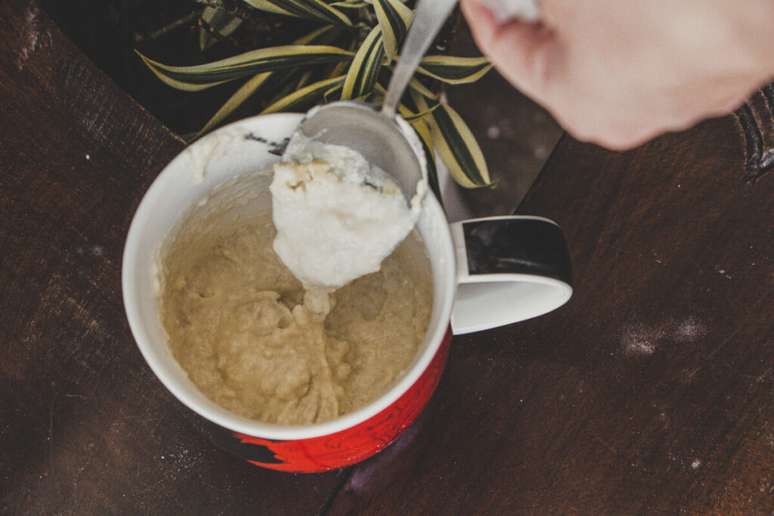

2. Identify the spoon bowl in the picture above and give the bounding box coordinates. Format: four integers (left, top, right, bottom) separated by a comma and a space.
295, 101, 426, 200
289, 0, 458, 202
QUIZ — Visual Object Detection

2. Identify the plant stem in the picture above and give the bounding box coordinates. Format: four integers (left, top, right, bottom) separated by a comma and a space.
197, 0, 256, 20
134, 11, 200, 43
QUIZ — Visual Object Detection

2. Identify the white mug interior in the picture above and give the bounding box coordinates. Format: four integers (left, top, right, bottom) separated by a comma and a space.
122, 113, 456, 441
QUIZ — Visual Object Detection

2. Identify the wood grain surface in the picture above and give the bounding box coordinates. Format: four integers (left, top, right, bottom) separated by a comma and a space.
0, 2, 344, 514
324, 117, 774, 515
1, 1, 772, 514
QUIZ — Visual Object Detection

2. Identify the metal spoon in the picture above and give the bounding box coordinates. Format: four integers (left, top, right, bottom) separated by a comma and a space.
291, 0, 459, 200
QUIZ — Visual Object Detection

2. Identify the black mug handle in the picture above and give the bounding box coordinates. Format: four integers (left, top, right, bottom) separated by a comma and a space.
449, 216, 573, 334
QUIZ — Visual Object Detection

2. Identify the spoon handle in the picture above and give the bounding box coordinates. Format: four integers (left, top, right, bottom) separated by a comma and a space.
381, 0, 459, 118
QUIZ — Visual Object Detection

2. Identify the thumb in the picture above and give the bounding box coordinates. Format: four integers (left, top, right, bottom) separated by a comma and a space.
461, 0, 560, 104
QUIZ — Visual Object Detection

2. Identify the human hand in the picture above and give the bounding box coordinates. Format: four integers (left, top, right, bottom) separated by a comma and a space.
461, 0, 774, 149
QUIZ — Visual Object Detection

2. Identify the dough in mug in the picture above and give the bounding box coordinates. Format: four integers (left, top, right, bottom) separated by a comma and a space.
160, 211, 433, 425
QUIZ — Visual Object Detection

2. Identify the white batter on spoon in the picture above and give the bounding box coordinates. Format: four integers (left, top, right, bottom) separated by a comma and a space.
270, 133, 423, 291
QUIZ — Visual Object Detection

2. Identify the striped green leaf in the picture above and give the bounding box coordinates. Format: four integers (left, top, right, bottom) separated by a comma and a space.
402, 102, 439, 121
137, 52, 227, 92
428, 100, 492, 188
261, 75, 346, 114
341, 25, 385, 100
330, 1, 368, 9
384, 100, 439, 201
373, 80, 439, 121
327, 58, 349, 79
264, 69, 310, 107
295, 24, 337, 45
197, 26, 335, 134
321, 27, 358, 79
408, 77, 439, 100
242, 0, 290, 16
199, 72, 272, 135
136, 45, 353, 90
372, 0, 413, 61
242, 0, 352, 26
295, 69, 315, 89
410, 119, 442, 201
362, 84, 440, 198
417, 55, 492, 85
323, 82, 345, 102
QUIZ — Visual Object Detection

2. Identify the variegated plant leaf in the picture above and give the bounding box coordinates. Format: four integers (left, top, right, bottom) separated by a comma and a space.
395, 101, 442, 201
372, 0, 413, 61
417, 55, 492, 85
263, 69, 310, 107
295, 24, 337, 45
341, 25, 384, 100
329, 1, 369, 9
409, 118, 442, 200
413, 120, 442, 201
261, 75, 347, 114
373, 79, 438, 121
136, 52, 227, 92
295, 69, 315, 89
136, 45, 353, 91
241, 0, 290, 16
199, 72, 272, 135
417, 92, 491, 188
199, 6, 243, 51
323, 82, 345, 102
325, 32, 359, 79
327, 58, 349, 79
401, 102, 439, 121
408, 77, 440, 100
365, 81, 441, 198
242, 0, 352, 26
197, 26, 335, 134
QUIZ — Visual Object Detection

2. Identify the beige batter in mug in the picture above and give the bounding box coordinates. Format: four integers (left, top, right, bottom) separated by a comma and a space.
122, 113, 572, 472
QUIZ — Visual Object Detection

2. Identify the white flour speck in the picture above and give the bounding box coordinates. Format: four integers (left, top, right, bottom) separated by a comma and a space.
651, 250, 664, 265
18, 6, 43, 70
85, 154, 91, 161
487, 125, 501, 139
691, 458, 702, 470
622, 324, 662, 356
674, 318, 707, 342
534, 144, 549, 160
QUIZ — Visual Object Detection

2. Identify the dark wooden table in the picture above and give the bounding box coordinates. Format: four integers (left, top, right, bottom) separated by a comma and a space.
2, 2, 772, 514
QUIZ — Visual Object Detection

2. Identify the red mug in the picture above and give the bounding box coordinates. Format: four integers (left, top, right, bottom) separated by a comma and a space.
123, 114, 572, 472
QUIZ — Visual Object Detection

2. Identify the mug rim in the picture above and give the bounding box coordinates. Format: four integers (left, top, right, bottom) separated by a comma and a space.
122, 113, 457, 440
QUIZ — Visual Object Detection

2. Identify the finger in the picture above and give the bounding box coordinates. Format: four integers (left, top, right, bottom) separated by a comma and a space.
461, 0, 559, 103
460, 0, 499, 50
